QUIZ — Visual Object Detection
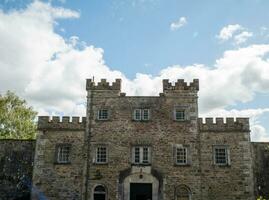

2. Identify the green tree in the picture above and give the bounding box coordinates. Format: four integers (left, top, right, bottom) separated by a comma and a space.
0, 91, 37, 139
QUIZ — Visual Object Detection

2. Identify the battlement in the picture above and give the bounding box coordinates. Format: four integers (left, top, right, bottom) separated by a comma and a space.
163, 79, 199, 92
38, 116, 86, 131
198, 117, 250, 132
86, 78, 121, 91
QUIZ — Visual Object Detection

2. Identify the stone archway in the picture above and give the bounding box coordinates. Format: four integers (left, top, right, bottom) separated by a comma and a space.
119, 166, 162, 200
93, 185, 107, 200
175, 184, 192, 200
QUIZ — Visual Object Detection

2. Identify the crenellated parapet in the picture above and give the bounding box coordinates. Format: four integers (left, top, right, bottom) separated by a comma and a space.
38, 116, 86, 131
86, 78, 121, 91
163, 79, 199, 92
198, 117, 250, 132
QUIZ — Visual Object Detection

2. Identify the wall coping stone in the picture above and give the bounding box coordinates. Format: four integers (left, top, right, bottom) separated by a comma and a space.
198, 117, 250, 132
38, 116, 86, 131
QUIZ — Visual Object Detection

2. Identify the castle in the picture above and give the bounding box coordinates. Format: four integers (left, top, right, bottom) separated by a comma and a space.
26, 77, 263, 200
1, 78, 269, 200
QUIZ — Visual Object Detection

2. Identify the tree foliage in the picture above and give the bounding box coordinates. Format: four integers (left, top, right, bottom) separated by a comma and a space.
0, 91, 37, 139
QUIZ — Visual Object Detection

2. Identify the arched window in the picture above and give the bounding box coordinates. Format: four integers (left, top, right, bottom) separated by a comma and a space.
94, 185, 106, 200
175, 185, 191, 200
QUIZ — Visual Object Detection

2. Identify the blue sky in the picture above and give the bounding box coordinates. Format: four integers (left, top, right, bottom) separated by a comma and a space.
3, 0, 269, 77
49, 0, 269, 77
0, 0, 269, 141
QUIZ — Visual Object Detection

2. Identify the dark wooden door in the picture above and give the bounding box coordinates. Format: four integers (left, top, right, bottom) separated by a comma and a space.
94, 194, 105, 200
130, 183, 152, 200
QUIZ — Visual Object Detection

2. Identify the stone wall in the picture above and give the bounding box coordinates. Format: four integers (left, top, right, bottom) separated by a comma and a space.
252, 142, 269, 199
30, 78, 268, 200
0, 78, 268, 200
32, 117, 86, 200
198, 118, 254, 200
0, 139, 35, 200
85, 79, 201, 200
84, 79, 254, 200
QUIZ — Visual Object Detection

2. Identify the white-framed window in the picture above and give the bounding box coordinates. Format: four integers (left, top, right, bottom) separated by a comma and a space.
97, 109, 109, 120
132, 146, 151, 164
176, 147, 187, 165
213, 146, 230, 165
174, 109, 185, 121
142, 109, 150, 120
96, 146, 108, 164
134, 109, 141, 121
133, 109, 150, 121
57, 145, 71, 163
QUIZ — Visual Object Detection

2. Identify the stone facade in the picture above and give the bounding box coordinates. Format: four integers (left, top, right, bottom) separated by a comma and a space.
199, 118, 253, 199
29, 78, 265, 200
0, 139, 35, 200
31, 117, 86, 199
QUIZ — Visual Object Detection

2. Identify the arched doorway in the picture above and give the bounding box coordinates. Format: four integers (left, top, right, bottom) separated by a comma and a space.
175, 185, 191, 200
119, 167, 163, 200
122, 172, 159, 200
93, 185, 106, 200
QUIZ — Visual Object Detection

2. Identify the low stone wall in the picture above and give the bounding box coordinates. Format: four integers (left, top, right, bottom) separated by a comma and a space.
0, 139, 35, 200
252, 142, 269, 199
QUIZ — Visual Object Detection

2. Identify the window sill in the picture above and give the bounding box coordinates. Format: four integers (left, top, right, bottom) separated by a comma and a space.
214, 164, 231, 167
174, 119, 189, 122
54, 162, 71, 165
131, 163, 151, 166
173, 119, 191, 123
93, 162, 109, 165
132, 120, 151, 122
95, 119, 111, 122
174, 163, 191, 167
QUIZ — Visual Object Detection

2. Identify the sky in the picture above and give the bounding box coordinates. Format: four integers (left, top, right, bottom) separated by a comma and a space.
0, 0, 269, 141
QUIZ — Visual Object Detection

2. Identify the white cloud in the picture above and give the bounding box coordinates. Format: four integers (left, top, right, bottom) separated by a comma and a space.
201, 108, 269, 141
0, 2, 269, 141
217, 24, 243, 41
0, 1, 125, 116
125, 45, 269, 113
260, 26, 269, 39
251, 124, 269, 142
170, 17, 187, 31
217, 24, 253, 45
26, 1, 80, 20
260, 26, 268, 33
122, 46, 269, 141
234, 31, 253, 45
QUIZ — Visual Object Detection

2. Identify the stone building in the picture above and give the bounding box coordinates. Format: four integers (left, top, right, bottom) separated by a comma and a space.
31, 78, 256, 200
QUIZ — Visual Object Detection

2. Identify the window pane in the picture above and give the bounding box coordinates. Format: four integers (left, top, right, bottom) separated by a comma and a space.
142, 109, 149, 120
57, 146, 70, 163
134, 109, 141, 120
215, 148, 227, 164
142, 147, 149, 163
98, 110, 108, 120
97, 147, 107, 163
176, 148, 187, 164
175, 110, 185, 120
133, 146, 151, 164
134, 147, 140, 163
